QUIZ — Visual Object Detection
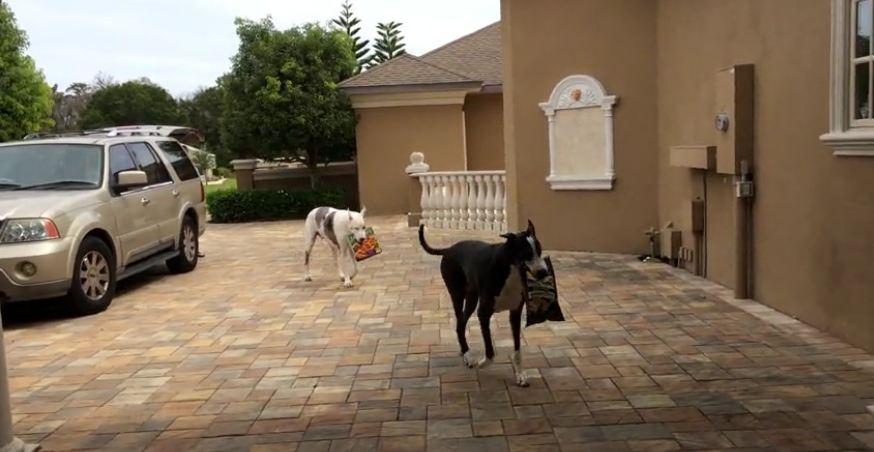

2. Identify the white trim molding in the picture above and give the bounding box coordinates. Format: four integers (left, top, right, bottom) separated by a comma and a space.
544, 175, 614, 191
539, 74, 619, 190
821, 0, 874, 156
348, 89, 475, 109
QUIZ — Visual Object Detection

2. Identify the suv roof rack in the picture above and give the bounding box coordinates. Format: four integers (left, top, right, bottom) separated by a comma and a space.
23, 125, 204, 145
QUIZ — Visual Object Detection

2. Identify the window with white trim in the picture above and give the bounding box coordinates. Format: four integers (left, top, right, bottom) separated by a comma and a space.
852, 0, 873, 123
822, 0, 874, 155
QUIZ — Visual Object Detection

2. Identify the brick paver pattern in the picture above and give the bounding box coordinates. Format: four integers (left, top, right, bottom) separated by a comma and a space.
4, 217, 874, 451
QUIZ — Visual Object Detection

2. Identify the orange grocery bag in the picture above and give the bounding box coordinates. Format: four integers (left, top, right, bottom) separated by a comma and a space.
346, 227, 382, 261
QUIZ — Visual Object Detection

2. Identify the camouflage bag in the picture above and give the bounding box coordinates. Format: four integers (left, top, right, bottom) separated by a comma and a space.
520, 256, 565, 327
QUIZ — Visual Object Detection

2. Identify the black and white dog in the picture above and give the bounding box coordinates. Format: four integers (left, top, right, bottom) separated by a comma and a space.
419, 220, 549, 387
303, 206, 368, 287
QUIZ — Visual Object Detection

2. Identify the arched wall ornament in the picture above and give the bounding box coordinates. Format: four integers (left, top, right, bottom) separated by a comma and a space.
539, 74, 618, 190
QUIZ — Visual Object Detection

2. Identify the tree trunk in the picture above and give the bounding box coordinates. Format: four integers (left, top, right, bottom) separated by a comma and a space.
306, 149, 322, 190
308, 163, 321, 190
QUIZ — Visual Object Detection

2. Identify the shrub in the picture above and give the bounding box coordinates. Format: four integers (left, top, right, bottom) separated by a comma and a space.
207, 187, 345, 223
214, 167, 233, 179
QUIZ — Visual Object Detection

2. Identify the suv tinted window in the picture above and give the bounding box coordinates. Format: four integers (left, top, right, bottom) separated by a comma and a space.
127, 142, 172, 185
109, 144, 137, 185
156, 141, 200, 181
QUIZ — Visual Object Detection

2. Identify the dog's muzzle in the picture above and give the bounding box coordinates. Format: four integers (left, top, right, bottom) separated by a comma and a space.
525, 263, 550, 281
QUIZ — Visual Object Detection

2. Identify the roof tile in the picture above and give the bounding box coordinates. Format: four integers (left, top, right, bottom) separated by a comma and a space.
339, 54, 475, 88
421, 21, 501, 85
339, 21, 502, 91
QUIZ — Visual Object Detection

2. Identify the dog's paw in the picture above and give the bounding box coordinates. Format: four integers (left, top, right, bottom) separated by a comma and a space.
515, 371, 530, 387
304, 275, 312, 282
342, 280, 354, 288
462, 352, 478, 369
462, 352, 493, 369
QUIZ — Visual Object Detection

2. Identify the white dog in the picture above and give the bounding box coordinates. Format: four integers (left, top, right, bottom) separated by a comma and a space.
303, 206, 368, 287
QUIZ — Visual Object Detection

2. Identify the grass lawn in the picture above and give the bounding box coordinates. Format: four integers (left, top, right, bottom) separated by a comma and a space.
206, 178, 236, 194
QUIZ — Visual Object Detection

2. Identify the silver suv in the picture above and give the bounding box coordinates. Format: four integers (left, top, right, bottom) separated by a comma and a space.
0, 132, 206, 315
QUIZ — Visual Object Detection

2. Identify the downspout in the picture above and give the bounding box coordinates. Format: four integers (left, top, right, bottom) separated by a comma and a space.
734, 159, 754, 299
462, 104, 469, 171
702, 171, 708, 278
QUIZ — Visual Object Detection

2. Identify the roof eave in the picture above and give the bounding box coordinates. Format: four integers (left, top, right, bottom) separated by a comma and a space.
480, 84, 503, 94
340, 81, 485, 95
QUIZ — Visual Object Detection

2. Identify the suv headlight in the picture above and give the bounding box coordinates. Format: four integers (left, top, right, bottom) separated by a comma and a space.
0, 219, 61, 244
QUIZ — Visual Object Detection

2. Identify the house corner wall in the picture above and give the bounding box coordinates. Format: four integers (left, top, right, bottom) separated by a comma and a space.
501, 0, 660, 252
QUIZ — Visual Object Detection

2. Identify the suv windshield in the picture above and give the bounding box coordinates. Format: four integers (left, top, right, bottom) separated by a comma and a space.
0, 144, 103, 191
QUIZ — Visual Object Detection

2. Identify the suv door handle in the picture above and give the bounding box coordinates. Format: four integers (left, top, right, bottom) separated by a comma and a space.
172, 189, 179, 198
140, 197, 150, 206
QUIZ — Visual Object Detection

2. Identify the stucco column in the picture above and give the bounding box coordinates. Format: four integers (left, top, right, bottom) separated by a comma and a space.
405, 152, 430, 227
0, 312, 38, 452
230, 159, 259, 192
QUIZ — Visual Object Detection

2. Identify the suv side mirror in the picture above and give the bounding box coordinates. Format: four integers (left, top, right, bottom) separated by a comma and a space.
116, 170, 148, 189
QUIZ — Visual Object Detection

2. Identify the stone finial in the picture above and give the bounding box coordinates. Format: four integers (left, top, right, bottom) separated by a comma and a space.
405, 152, 430, 174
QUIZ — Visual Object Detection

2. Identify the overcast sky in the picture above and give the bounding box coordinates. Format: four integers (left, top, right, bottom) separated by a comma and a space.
6, 0, 499, 98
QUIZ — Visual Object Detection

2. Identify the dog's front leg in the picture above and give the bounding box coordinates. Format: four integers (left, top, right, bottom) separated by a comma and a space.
350, 256, 359, 280
475, 303, 496, 369
509, 306, 529, 387
339, 250, 355, 288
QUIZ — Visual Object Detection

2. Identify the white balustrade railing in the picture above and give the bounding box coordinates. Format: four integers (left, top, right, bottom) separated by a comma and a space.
414, 171, 507, 232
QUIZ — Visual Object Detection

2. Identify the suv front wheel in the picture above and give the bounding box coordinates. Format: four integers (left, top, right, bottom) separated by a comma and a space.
68, 237, 117, 315
167, 215, 198, 274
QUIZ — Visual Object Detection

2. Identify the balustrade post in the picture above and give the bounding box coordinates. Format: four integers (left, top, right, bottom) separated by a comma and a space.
448, 176, 459, 229
419, 177, 430, 227
501, 176, 508, 232
484, 176, 496, 231
440, 176, 451, 229
405, 152, 430, 227
475, 175, 487, 230
465, 176, 476, 230
494, 175, 505, 233
431, 176, 442, 228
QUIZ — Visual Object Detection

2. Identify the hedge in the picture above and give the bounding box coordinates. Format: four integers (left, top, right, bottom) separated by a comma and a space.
207, 187, 345, 223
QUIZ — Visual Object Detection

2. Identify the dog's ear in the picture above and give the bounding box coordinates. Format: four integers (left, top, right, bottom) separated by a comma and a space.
527, 219, 536, 237
360, 206, 367, 217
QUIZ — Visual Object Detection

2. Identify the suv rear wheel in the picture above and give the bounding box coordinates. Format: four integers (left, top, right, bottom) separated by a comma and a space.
167, 215, 198, 274
68, 237, 116, 315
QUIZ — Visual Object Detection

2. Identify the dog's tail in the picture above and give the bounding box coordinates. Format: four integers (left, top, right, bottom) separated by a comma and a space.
418, 224, 446, 256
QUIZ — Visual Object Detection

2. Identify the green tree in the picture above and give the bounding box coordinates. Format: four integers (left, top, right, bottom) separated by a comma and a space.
220, 17, 357, 188
178, 86, 231, 166
370, 21, 406, 66
188, 147, 214, 176
332, 1, 370, 74
0, 1, 54, 141
79, 79, 181, 129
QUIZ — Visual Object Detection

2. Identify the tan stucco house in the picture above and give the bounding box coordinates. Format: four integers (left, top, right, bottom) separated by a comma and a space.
342, 1, 874, 353
498, 0, 874, 353
340, 22, 504, 215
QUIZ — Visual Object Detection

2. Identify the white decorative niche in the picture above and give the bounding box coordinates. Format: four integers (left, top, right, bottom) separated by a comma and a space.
539, 75, 618, 190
